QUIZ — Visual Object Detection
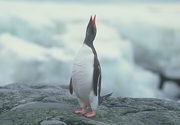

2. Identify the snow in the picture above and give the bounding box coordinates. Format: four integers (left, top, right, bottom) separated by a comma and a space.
0, 1, 180, 100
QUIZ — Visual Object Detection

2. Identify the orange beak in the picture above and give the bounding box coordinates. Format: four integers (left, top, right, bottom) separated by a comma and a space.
91, 15, 96, 25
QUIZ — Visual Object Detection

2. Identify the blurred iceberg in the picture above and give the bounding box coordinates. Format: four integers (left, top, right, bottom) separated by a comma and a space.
0, 1, 180, 100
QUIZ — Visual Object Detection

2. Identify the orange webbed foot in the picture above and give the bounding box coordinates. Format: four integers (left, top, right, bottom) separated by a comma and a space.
84, 110, 96, 118
74, 107, 87, 115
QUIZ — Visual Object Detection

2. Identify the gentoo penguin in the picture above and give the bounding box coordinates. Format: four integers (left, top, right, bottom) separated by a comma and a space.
69, 15, 101, 118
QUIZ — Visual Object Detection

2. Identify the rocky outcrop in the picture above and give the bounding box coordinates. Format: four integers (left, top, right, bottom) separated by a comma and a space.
0, 83, 180, 125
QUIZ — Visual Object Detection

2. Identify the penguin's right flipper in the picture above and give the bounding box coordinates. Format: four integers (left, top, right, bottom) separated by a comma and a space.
93, 56, 101, 96
69, 77, 73, 94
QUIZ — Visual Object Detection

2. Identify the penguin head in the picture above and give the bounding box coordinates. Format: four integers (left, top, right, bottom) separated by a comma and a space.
84, 15, 97, 46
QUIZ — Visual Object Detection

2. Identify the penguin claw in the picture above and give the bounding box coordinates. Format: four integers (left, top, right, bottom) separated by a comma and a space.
84, 110, 96, 118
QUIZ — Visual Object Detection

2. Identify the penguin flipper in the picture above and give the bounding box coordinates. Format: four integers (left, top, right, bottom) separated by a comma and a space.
69, 77, 73, 94
93, 56, 101, 96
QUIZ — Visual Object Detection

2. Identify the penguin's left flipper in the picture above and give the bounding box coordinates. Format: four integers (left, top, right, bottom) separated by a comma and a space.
93, 56, 101, 96
69, 77, 73, 94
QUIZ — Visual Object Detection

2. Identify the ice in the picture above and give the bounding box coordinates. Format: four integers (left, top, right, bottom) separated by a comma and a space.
0, 1, 180, 100
0, 33, 72, 62
163, 82, 180, 100
0, 33, 72, 85
0, 33, 47, 61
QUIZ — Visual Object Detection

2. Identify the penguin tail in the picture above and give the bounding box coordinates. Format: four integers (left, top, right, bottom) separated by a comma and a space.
99, 93, 113, 105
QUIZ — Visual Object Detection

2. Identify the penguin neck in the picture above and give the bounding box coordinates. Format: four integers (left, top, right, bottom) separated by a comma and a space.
84, 36, 94, 47
84, 39, 97, 57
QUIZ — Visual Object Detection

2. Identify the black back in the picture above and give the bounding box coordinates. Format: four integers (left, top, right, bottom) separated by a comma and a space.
84, 15, 101, 100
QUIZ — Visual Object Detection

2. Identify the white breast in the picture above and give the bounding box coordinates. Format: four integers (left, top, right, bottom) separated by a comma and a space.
72, 44, 94, 103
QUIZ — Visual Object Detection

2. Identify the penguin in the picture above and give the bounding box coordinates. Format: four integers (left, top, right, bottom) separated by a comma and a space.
69, 15, 101, 118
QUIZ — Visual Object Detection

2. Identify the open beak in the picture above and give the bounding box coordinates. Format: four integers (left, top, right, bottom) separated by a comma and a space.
91, 15, 96, 25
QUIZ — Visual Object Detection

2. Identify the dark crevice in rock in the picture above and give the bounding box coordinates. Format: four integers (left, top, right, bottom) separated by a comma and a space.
108, 103, 132, 108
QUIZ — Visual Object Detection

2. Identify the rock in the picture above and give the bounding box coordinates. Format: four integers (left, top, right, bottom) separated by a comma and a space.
40, 120, 67, 125
0, 83, 180, 125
